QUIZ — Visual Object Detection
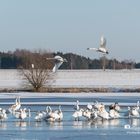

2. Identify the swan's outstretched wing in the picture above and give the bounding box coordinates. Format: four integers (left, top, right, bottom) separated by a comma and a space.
47, 55, 67, 72
100, 36, 106, 48
52, 61, 63, 72
87, 48, 98, 51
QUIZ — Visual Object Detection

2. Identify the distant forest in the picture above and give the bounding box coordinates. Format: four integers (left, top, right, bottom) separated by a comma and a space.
0, 49, 140, 69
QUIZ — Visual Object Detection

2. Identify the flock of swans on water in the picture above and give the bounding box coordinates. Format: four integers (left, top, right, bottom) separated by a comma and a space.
0, 97, 140, 123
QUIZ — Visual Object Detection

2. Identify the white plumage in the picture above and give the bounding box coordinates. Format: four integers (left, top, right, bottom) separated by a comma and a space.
8, 97, 21, 113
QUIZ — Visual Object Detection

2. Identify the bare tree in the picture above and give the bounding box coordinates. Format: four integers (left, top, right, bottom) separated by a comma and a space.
18, 49, 54, 92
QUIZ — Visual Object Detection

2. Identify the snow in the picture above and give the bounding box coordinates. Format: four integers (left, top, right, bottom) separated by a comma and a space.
52, 69, 140, 88
0, 69, 140, 89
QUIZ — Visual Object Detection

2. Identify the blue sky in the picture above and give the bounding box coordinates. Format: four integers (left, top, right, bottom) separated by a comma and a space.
0, 0, 140, 62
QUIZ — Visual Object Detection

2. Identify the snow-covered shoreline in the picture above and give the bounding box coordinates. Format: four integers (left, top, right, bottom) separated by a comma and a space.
0, 69, 140, 87
0, 69, 140, 92
0, 92, 139, 98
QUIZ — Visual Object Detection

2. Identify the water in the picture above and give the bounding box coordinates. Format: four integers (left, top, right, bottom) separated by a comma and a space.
0, 95, 140, 140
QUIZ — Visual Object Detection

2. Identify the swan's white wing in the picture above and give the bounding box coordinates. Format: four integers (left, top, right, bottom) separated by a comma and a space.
52, 61, 63, 72
100, 36, 106, 48
87, 48, 98, 51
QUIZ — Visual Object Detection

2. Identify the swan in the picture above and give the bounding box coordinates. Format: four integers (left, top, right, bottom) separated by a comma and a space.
128, 106, 139, 117
109, 102, 120, 118
35, 106, 51, 121
14, 108, 27, 120
0, 109, 8, 121
97, 104, 110, 120
57, 105, 63, 121
109, 109, 120, 118
72, 108, 83, 121
46, 55, 67, 72
45, 106, 63, 122
93, 101, 103, 110
20, 108, 27, 120
90, 110, 98, 120
87, 103, 92, 111
74, 100, 80, 111
82, 109, 92, 120
8, 97, 21, 113
87, 36, 109, 54
35, 111, 44, 121
127, 101, 140, 117
109, 102, 121, 112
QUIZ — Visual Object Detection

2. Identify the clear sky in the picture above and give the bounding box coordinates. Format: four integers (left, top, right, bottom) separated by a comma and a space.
0, 0, 140, 62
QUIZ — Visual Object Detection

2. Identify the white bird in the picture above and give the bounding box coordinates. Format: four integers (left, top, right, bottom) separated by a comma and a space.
8, 97, 21, 113
35, 106, 51, 121
127, 101, 140, 117
87, 103, 92, 111
45, 106, 63, 122
97, 104, 110, 120
14, 108, 27, 120
72, 108, 83, 121
128, 107, 139, 117
109, 109, 120, 119
82, 109, 91, 120
87, 36, 109, 54
0, 109, 8, 121
74, 100, 80, 111
109, 102, 120, 118
46, 55, 67, 72
93, 100, 103, 110
83, 109, 97, 120
35, 111, 44, 121
90, 110, 98, 119
109, 102, 121, 112
57, 106, 63, 121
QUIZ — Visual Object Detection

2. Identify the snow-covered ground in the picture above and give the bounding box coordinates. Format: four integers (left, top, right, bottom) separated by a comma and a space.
53, 69, 140, 88
0, 69, 140, 89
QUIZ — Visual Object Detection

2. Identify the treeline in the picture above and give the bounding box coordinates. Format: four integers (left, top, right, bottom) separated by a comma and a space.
0, 49, 139, 69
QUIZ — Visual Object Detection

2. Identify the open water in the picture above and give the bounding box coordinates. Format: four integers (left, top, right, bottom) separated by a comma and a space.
0, 95, 140, 140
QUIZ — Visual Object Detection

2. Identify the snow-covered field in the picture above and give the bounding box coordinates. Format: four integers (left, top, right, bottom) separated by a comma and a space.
0, 69, 140, 89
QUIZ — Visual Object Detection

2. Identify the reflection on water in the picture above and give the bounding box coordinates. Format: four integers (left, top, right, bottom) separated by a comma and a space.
72, 121, 91, 129
34, 121, 43, 127
15, 121, 28, 127
0, 118, 139, 140
47, 121, 63, 130
129, 118, 140, 127
72, 119, 121, 129
0, 118, 138, 130
0, 122, 7, 129
0, 99, 140, 140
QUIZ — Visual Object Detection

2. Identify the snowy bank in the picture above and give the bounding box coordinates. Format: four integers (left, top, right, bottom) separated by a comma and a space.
0, 69, 140, 92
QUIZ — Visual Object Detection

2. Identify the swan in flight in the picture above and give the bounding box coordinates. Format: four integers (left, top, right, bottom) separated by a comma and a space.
87, 36, 109, 54
46, 55, 67, 72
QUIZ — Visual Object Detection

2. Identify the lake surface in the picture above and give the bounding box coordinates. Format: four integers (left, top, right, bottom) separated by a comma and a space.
0, 95, 140, 140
